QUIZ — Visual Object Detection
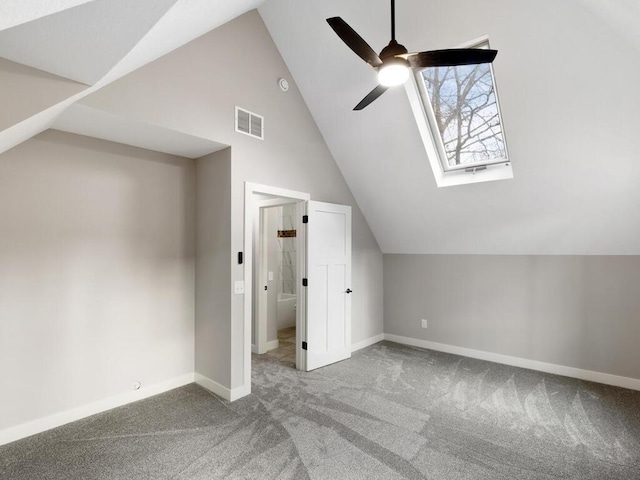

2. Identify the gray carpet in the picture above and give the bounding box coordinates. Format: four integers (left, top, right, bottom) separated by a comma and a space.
1, 341, 640, 479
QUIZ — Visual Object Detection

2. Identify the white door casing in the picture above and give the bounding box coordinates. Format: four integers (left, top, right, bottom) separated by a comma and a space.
243, 183, 310, 398
304, 201, 352, 371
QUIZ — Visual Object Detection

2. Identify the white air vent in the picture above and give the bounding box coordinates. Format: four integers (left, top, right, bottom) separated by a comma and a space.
235, 106, 264, 140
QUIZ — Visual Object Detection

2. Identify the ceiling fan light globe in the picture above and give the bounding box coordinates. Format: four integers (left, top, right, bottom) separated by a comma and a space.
377, 63, 410, 87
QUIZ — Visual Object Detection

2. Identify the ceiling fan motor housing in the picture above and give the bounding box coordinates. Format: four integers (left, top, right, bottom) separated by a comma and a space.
377, 39, 410, 88
379, 39, 408, 62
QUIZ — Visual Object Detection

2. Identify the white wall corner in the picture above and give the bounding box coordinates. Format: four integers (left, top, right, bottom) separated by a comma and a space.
384, 334, 640, 392
266, 340, 279, 351
0, 373, 195, 447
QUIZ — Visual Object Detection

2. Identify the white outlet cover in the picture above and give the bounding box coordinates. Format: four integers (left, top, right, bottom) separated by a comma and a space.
268, 271, 274, 281
421, 319, 428, 328
234, 280, 245, 294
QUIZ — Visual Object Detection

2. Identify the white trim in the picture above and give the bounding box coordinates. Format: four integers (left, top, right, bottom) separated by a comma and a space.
195, 373, 250, 402
243, 183, 310, 401
351, 334, 385, 353
195, 373, 231, 400
404, 37, 513, 188
384, 334, 640, 392
266, 340, 279, 351
0, 373, 194, 447
229, 384, 251, 402
296, 200, 307, 372
457, 34, 491, 49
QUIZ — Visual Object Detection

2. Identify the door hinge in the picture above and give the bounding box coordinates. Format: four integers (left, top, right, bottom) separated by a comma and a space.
302, 341, 307, 350
302, 215, 308, 224
302, 278, 308, 287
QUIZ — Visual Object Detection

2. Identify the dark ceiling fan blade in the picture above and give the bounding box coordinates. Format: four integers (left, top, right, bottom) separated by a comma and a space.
354, 85, 389, 110
327, 17, 383, 68
405, 48, 498, 69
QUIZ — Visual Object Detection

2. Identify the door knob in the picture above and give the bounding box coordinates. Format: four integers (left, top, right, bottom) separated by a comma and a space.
345, 288, 352, 294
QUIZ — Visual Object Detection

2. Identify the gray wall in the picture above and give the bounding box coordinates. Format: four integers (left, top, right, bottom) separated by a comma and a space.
384, 255, 640, 380
195, 148, 231, 386
0, 130, 196, 431
82, 10, 385, 390
0, 57, 86, 132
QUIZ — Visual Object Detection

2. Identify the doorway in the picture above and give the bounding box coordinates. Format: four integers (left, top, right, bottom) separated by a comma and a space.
243, 183, 309, 394
242, 183, 353, 397
254, 201, 299, 369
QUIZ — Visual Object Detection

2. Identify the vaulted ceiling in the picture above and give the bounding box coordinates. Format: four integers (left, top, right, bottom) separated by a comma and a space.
2, 0, 639, 255
0, 0, 263, 156
259, 0, 640, 255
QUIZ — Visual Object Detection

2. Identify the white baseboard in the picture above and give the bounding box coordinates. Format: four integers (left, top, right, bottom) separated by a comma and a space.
0, 373, 195, 447
195, 373, 231, 400
351, 333, 385, 353
230, 383, 251, 401
194, 373, 251, 402
266, 340, 279, 351
384, 334, 640, 392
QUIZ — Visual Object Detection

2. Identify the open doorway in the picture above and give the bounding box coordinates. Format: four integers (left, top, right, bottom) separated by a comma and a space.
242, 183, 353, 398
243, 183, 310, 392
253, 201, 299, 369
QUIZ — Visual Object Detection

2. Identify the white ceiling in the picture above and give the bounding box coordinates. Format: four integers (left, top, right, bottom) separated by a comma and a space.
0, 0, 95, 31
259, 0, 640, 254
577, 0, 640, 51
0, 0, 178, 85
2, 0, 639, 255
0, 0, 265, 156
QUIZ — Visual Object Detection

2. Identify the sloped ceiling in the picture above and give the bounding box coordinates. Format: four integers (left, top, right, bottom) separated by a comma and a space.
0, 0, 266, 157
2, 0, 639, 255
0, 0, 95, 31
0, 0, 177, 85
259, 0, 640, 255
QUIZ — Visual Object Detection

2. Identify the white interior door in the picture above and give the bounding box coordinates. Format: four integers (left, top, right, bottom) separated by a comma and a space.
304, 201, 352, 371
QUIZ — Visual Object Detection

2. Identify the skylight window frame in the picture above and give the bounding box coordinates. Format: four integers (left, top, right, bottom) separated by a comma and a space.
405, 35, 513, 187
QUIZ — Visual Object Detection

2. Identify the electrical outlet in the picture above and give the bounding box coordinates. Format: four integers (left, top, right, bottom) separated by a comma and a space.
421, 318, 428, 329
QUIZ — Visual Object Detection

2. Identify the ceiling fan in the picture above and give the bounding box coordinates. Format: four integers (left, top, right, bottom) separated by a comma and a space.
327, 0, 498, 110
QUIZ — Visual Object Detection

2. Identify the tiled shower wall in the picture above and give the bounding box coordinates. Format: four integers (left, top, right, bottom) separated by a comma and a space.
278, 204, 296, 294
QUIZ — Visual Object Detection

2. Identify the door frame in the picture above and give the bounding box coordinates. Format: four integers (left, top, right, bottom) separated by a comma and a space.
243, 182, 309, 393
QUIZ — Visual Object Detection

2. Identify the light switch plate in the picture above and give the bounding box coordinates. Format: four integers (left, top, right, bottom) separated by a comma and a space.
268, 271, 274, 281
234, 281, 245, 294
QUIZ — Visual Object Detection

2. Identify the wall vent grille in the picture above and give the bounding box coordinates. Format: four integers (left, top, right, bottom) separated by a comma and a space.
235, 106, 264, 140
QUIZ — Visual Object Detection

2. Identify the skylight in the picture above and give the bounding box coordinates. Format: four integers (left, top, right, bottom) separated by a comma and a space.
406, 37, 512, 187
